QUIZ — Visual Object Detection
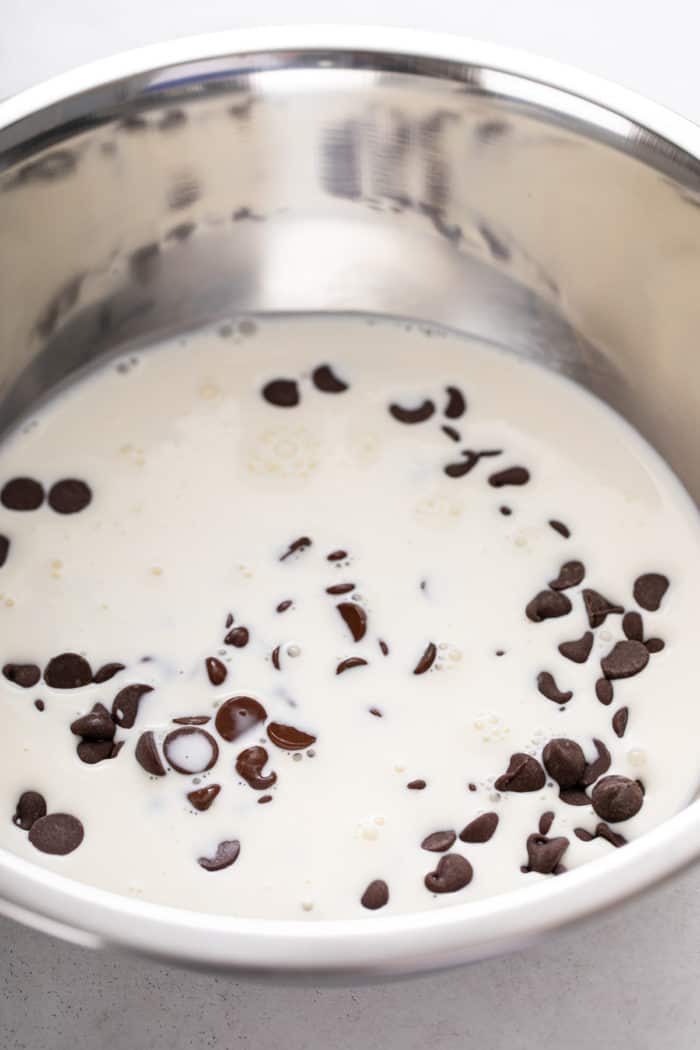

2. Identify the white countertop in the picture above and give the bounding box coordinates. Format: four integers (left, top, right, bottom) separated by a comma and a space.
2, 3, 699, 1048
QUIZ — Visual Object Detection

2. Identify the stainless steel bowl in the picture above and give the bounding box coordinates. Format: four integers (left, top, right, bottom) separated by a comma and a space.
1, 28, 700, 977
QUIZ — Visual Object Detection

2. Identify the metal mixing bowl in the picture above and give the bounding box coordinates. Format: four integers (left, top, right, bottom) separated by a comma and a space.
1, 28, 700, 977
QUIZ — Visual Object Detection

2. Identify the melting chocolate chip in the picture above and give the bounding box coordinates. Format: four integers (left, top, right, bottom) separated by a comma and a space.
592, 775, 644, 822
580, 739, 611, 787
336, 657, 368, 675
276, 599, 293, 613
424, 853, 473, 893
326, 582, 355, 595
601, 640, 649, 680
413, 641, 437, 675
622, 612, 644, 642
421, 830, 457, 852
1, 477, 44, 511
163, 728, 219, 774
488, 466, 530, 487
48, 479, 92, 514
337, 601, 367, 642
70, 703, 115, 740
224, 626, 249, 648
205, 657, 227, 686
280, 536, 311, 561
311, 364, 348, 393
29, 813, 84, 855
198, 839, 240, 871
389, 398, 435, 424
215, 696, 267, 742
596, 822, 627, 847
525, 833, 569, 874
633, 573, 669, 612
459, 812, 499, 843
3, 663, 41, 688
172, 715, 211, 726
559, 788, 591, 807
77, 739, 115, 765
445, 449, 501, 479
135, 731, 166, 776
526, 590, 572, 623
327, 549, 347, 561
583, 589, 624, 629
93, 662, 125, 684
0, 535, 9, 568
495, 753, 546, 792
612, 707, 629, 738
441, 425, 461, 442
188, 784, 221, 811
645, 638, 665, 653
12, 791, 47, 830
236, 745, 277, 789
444, 386, 466, 419
549, 561, 585, 591
574, 827, 595, 842
537, 672, 572, 704
266, 722, 316, 751
112, 684, 153, 728
539, 811, 555, 835
595, 678, 614, 705
549, 520, 570, 538
262, 379, 299, 407
558, 631, 593, 664
361, 879, 389, 910
407, 779, 426, 790
542, 739, 586, 788
44, 653, 92, 689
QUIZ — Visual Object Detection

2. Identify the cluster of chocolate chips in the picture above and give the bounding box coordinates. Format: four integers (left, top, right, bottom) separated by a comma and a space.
262, 363, 349, 408
12, 789, 84, 856
1, 476, 92, 515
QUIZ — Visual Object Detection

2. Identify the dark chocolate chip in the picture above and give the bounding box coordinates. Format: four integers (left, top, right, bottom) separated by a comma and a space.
326, 582, 355, 595
592, 775, 644, 823
13, 791, 47, 830
135, 731, 166, 776
1, 477, 44, 511
407, 779, 426, 790
542, 739, 586, 788
459, 812, 499, 843
311, 364, 348, 393
526, 590, 572, 622
580, 739, 611, 787
29, 813, 84, 855
262, 379, 299, 407
198, 839, 240, 871
225, 612, 234, 628
549, 519, 570, 538
413, 642, 437, 675
280, 536, 311, 561
595, 678, 614, 705
379, 639, 389, 656
327, 549, 347, 561
34, 699, 44, 711
77, 739, 115, 765
163, 728, 219, 774
337, 601, 367, 642
583, 589, 624, 629
526, 833, 569, 874
336, 657, 368, 675
441, 425, 461, 442
444, 385, 466, 419
236, 745, 277, 789
3, 663, 41, 688
276, 599, 293, 613
539, 811, 555, 835
645, 638, 665, 653
188, 784, 221, 811
205, 657, 227, 686
559, 788, 591, 807
488, 466, 530, 487
596, 822, 627, 847
70, 702, 115, 740
537, 671, 573, 704
48, 479, 92, 514
612, 707, 629, 738
499, 506, 512, 516
45, 653, 92, 689
633, 573, 669, 612
424, 853, 473, 893
93, 662, 125, 684
495, 753, 546, 793
574, 827, 595, 842
601, 640, 649, 680
224, 626, 249, 648
173, 716, 210, 726
445, 449, 502, 479
421, 830, 457, 852
549, 561, 585, 591
112, 684, 153, 728
0, 534, 9, 568
266, 722, 316, 751
271, 646, 281, 670
622, 612, 644, 642
215, 696, 268, 742
389, 399, 435, 424
368, 707, 383, 718
109, 741, 124, 759
361, 879, 389, 910
558, 631, 593, 664
258, 794, 273, 805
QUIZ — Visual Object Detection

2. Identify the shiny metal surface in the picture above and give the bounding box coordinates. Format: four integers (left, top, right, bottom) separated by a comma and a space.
1, 29, 700, 975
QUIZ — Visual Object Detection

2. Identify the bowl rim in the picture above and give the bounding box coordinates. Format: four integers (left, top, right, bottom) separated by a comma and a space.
2, 25, 700, 976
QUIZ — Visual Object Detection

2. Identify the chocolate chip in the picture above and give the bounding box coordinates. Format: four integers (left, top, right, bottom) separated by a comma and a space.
173, 716, 211, 725
93, 662, 125, 684
539, 811, 555, 835
645, 637, 665, 653
622, 612, 644, 642
421, 830, 457, 852
34, 699, 44, 712
236, 745, 277, 789
70, 702, 115, 740
29, 813, 84, 855
537, 671, 573, 704
499, 506, 512, 516
224, 626, 249, 648
459, 812, 498, 843
549, 561, 585, 590
0, 534, 9, 568
549, 519, 570, 538
276, 599, 293, 613
205, 657, 227, 686
526, 590, 572, 622
592, 775, 644, 822
424, 853, 473, 893
135, 731, 166, 776
574, 827, 595, 842
558, 631, 593, 664
312, 364, 348, 393
262, 379, 299, 407
525, 833, 569, 874
47, 479, 92, 514
225, 612, 234, 628
583, 589, 624, 629
361, 879, 389, 910
13, 791, 47, 830
198, 839, 240, 871
488, 466, 530, 487
337, 601, 367, 642
163, 728, 219, 774
601, 640, 649, 680
109, 741, 124, 759
1, 477, 44, 511
612, 707, 629, 738
495, 753, 546, 792
336, 657, 368, 675
379, 639, 389, 656
271, 646, 281, 670
44, 653, 92, 689
595, 678, 614, 705
369, 707, 383, 718
327, 549, 347, 561
444, 386, 466, 419
112, 683, 153, 728
326, 582, 355, 595
389, 399, 435, 424
258, 794, 273, 804
634, 573, 669, 612
442, 425, 461, 442
188, 784, 221, 811
542, 739, 586, 788
280, 536, 311, 561
559, 788, 591, 807
445, 449, 502, 478
580, 739, 611, 787
3, 663, 41, 688
266, 722, 316, 751
413, 642, 437, 675
596, 822, 627, 847
77, 739, 115, 765
407, 779, 426, 790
